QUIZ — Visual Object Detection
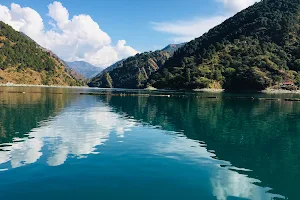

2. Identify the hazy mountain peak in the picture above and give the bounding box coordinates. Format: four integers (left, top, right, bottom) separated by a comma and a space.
66, 61, 102, 79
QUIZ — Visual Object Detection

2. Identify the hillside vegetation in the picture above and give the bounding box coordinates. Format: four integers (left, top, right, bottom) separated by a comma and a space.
0, 21, 83, 86
149, 0, 300, 90
88, 44, 184, 88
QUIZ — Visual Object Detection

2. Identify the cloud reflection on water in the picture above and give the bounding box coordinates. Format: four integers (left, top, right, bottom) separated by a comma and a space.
153, 133, 284, 200
0, 101, 135, 168
0, 97, 284, 200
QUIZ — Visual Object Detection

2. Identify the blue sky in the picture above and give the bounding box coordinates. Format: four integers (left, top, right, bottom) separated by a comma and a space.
0, 0, 258, 67
1, 0, 221, 51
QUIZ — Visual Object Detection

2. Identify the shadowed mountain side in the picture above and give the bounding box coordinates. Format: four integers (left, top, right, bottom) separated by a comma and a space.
88, 44, 184, 89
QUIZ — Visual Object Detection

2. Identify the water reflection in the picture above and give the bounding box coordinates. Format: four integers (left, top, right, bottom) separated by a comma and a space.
102, 95, 299, 199
153, 135, 283, 200
211, 170, 275, 200
0, 88, 289, 199
0, 96, 135, 168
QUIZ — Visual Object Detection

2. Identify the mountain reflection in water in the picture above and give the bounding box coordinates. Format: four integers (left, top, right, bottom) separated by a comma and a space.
0, 87, 292, 200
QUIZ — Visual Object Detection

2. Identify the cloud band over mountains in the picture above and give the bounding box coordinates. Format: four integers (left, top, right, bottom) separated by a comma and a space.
0, 1, 138, 68
0, 0, 260, 67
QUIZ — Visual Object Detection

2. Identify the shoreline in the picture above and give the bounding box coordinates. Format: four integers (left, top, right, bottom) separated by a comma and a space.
261, 88, 300, 94
0, 83, 90, 89
1, 83, 300, 94
193, 88, 225, 93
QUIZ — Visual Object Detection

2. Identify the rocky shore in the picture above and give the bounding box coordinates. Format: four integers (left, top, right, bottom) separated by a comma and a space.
261, 88, 300, 94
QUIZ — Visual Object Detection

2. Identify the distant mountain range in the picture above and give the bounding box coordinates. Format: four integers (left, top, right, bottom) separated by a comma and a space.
5, 0, 300, 91
66, 61, 102, 79
88, 44, 183, 88
0, 20, 183, 87
0, 21, 83, 86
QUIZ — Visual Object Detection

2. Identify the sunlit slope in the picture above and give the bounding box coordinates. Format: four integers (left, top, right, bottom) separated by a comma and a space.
0, 21, 83, 86
149, 0, 300, 91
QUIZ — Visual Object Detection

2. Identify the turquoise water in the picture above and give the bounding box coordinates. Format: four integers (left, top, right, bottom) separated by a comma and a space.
0, 87, 299, 199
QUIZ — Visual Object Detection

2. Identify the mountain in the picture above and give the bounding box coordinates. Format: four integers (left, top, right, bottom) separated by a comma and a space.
64, 64, 86, 81
66, 61, 102, 79
161, 43, 185, 54
88, 44, 183, 88
100, 59, 126, 75
149, 0, 300, 91
0, 21, 83, 86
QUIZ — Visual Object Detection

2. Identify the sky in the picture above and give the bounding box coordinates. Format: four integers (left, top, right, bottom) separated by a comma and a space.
0, 0, 259, 68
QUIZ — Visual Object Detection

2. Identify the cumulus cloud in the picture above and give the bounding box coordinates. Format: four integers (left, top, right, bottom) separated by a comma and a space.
48, 1, 69, 29
152, 0, 260, 43
0, 2, 138, 68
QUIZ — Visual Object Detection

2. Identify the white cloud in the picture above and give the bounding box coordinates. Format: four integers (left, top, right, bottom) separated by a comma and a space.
0, 2, 138, 68
48, 1, 69, 29
152, 16, 228, 43
152, 0, 260, 43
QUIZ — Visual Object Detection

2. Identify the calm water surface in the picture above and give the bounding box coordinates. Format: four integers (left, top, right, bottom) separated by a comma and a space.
0, 86, 300, 199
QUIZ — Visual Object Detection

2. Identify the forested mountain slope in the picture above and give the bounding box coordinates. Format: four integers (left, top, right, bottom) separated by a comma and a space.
0, 21, 83, 86
149, 0, 300, 90
88, 44, 183, 88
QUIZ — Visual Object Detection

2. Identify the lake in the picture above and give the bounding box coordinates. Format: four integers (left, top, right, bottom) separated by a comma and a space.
0, 86, 299, 200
